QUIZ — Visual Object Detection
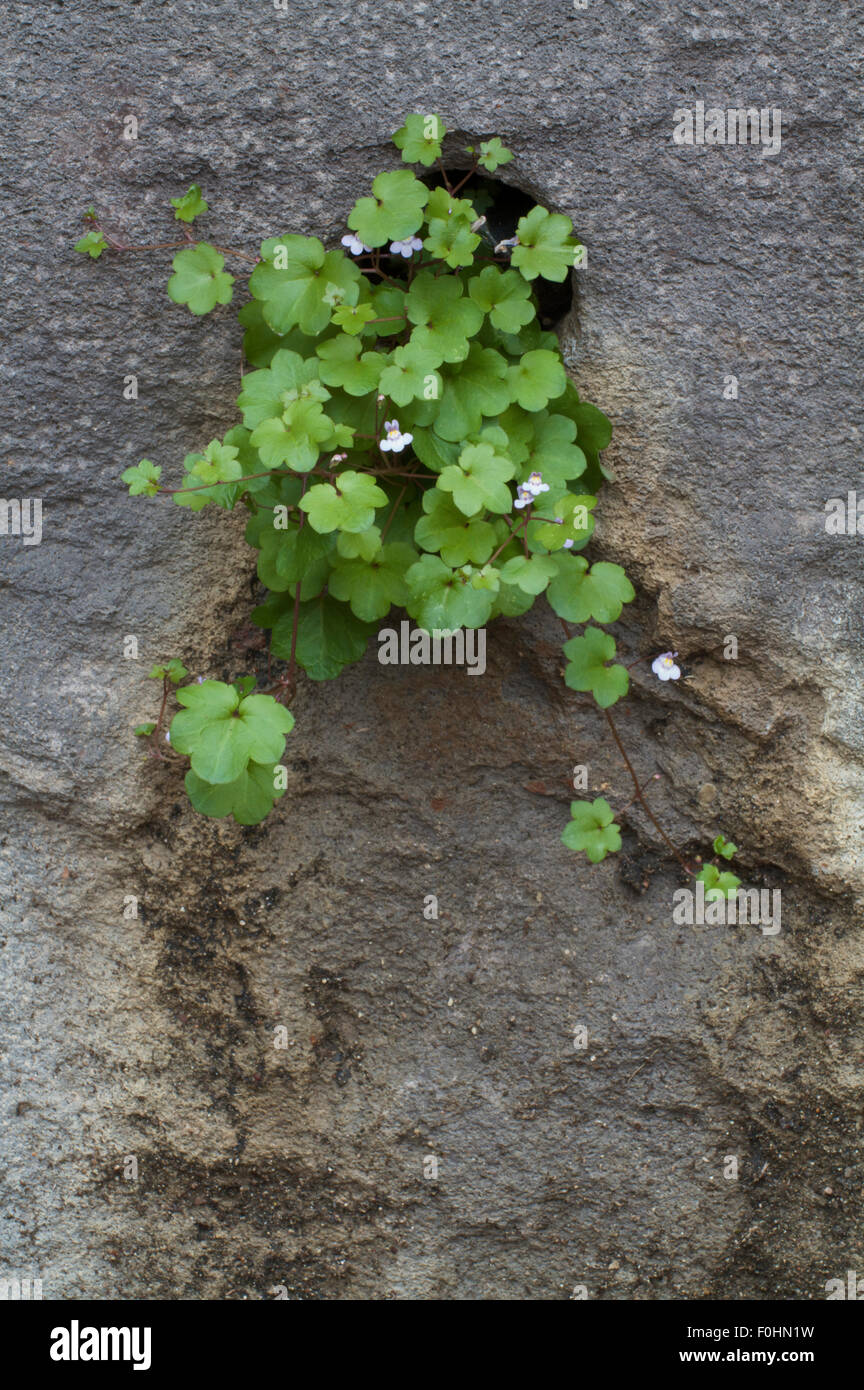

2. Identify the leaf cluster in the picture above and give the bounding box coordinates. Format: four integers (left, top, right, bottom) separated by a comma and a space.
121, 115, 627, 827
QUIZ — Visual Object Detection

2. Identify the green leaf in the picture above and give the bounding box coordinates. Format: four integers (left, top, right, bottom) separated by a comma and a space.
547, 557, 635, 624
249, 234, 361, 334
404, 554, 494, 631
468, 266, 534, 333
232, 694, 295, 761
498, 553, 558, 595
167, 243, 234, 315
697, 864, 742, 901
379, 341, 443, 408
415, 490, 500, 567
170, 184, 208, 223
134, 723, 156, 737
494, 406, 533, 464
511, 206, 579, 283
250, 398, 335, 472
149, 659, 188, 684
329, 542, 416, 621
569, 399, 612, 453
405, 272, 483, 364
561, 798, 621, 862
520, 412, 587, 486
425, 186, 472, 222
187, 439, 243, 486
411, 427, 462, 474
316, 335, 386, 396
75, 229, 107, 259
348, 170, 429, 249
362, 284, 407, 337
488, 319, 559, 359
562, 627, 629, 708
185, 760, 286, 826
477, 138, 514, 173
507, 349, 567, 411
228, 426, 279, 498
170, 681, 294, 784
490, 582, 534, 619
436, 344, 511, 440
199, 723, 260, 783
393, 112, 446, 166
530, 493, 596, 552
331, 301, 377, 335
238, 348, 327, 428
122, 459, 162, 497
467, 563, 500, 592
173, 429, 261, 512
424, 216, 480, 269
437, 442, 515, 516
713, 835, 739, 861
255, 521, 333, 597
337, 525, 382, 561
270, 593, 375, 680
237, 299, 323, 369
421, 189, 482, 268
296, 483, 343, 534
245, 493, 297, 555
299, 470, 388, 533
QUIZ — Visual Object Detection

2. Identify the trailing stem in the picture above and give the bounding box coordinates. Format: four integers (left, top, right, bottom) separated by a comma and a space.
559, 616, 695, 876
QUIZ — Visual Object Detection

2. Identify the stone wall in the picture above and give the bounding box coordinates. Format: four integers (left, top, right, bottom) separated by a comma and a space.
1, 0, 861, 1299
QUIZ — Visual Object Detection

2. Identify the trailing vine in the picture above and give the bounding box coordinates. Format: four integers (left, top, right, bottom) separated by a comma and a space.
78, 113, 744, 899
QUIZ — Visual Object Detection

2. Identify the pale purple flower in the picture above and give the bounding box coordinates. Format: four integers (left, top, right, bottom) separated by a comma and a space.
513, 484, 534, 510
524, 471, 550, 497
380, 419, 413, 453
562, 538, 574, 549
651, 652, 681, 682
389, 236, 423, 258
341, 233, 372, 256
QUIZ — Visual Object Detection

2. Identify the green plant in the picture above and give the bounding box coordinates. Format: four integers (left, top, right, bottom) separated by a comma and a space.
81, 119, 746, 889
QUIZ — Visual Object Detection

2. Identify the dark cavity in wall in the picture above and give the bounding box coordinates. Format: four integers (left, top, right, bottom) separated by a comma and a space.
425, 168, 576, 330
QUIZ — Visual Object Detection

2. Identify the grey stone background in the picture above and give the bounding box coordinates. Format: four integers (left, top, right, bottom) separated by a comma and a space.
1, 0, 862, 1299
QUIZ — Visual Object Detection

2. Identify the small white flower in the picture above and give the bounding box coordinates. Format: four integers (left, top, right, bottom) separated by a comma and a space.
165, 730, 171, 743
341, 233, 372, 256
494, 235, 519, 253
651, 652, 681, 682
524, 471, 550, 496
196, 676, 204, 683
562, 538, 574, 549
513, 484, 533, 510
389, 236, 423, 258
380, 419, 413, 453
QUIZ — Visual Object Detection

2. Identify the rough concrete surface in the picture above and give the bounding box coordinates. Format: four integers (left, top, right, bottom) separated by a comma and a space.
1, 0, 862, 1299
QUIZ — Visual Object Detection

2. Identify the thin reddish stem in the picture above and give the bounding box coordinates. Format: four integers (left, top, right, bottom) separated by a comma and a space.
559, 616, 695, 875
380, 485, 407, 542
449, 158, 479, 196
602, 708, 695, 877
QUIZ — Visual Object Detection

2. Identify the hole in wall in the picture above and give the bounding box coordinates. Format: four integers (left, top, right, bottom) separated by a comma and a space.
424, 166, 576, 330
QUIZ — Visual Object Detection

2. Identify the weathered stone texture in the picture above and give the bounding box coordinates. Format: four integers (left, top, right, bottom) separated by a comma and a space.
0, 0, 861, 1299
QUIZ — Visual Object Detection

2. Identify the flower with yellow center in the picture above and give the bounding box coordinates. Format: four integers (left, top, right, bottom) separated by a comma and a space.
380, 419, 413, 454
651, 652, 681, 682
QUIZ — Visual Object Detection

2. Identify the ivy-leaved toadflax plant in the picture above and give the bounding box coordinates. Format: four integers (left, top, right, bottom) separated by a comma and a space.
82, 113, 748, 904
